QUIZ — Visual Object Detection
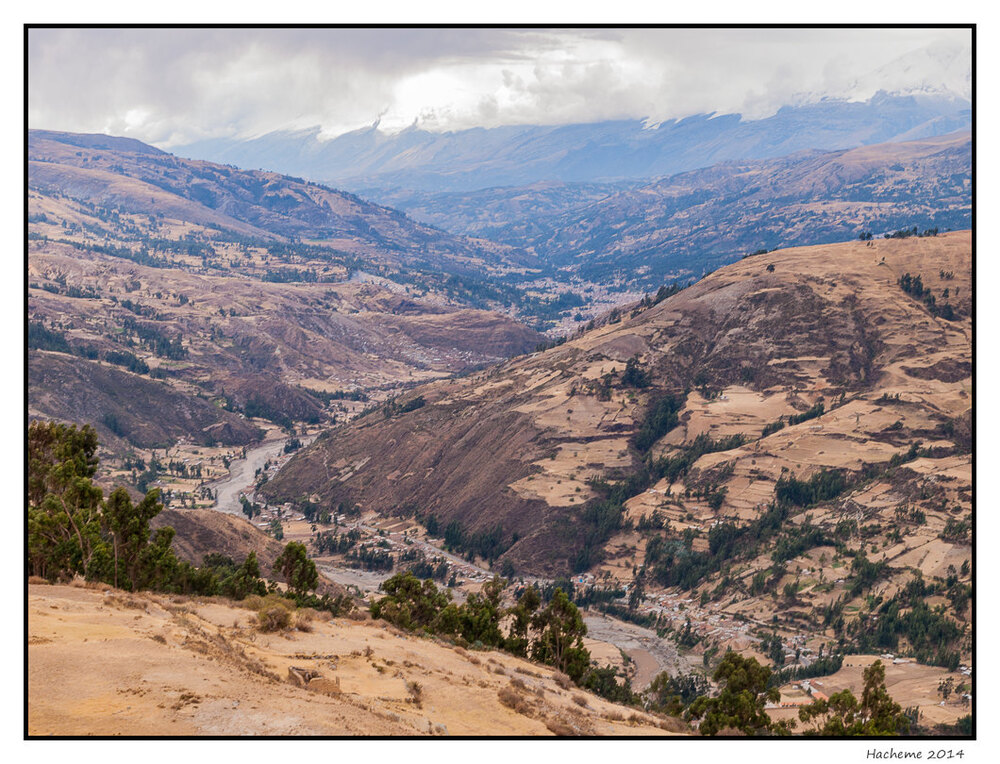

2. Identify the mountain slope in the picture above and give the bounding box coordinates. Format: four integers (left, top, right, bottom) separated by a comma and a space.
370, 132, 971, 288
28, 583, 677, 736
264, 232, 971, 579
29, 130, 533, 274
28, 132, 544, 457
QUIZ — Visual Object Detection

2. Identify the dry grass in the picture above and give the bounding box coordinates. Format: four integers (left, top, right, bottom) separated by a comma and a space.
69, 577, 104, 590
552, 671, 572, 690
28, 576, 50, 585
657, 716, 690, 733
256, 606, 290, 632
294, 609, 315, 632
406, 681, 423, 706
544, 718, 577, 736
244, 594, 301, 633
497, 685, 532, 716
604, 709, 625, 721
572, 693, 589, 708
509, 676, 527, 691
492, 664, 506, 676
105, 594, 146, 610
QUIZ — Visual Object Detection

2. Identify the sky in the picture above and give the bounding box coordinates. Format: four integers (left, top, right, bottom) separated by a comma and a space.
28, 27, 971, 147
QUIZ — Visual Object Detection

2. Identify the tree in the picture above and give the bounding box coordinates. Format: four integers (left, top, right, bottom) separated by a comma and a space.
370, 571, 451, 632
28, 421, 106, 580
221, 551, 268, 600
937, 676, 954, 703
622, 355, 651, 388
505, 585, 541, 657
103, 487, 165, 590
646, 671, 710, 716
797, 660, 910, 736
273, 541, 318, 596
687, 651, 787, 736
531, 588, 590, 681
458, 576, 507, 647
269, 517, 284, 540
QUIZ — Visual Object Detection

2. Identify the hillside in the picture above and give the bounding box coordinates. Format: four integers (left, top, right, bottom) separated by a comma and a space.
371, 132, 971, 288
27, 582, 679, 736
29, 130, 533, 274
176, 93, 970, 192
265, 232, 971, 669
27, 132, 545, 462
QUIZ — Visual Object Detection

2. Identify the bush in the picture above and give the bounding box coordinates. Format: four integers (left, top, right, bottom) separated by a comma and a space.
498, 686, 532, 715
406, 681, 423, 705
245, 593, 297, 632
544, 719, 577, 736
257, 604, 292, 632
294, 608, 316, 632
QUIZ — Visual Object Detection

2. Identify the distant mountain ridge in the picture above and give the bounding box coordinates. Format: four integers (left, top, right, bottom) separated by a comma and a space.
28, 129, 533, 276
174, 93, 970, 192
373, 131, 972, 287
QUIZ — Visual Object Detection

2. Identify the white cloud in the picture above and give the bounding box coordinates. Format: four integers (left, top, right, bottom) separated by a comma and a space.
27, 27, 971, 146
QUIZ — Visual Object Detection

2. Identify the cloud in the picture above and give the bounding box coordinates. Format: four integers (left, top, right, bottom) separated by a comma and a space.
28, 27, 971, 146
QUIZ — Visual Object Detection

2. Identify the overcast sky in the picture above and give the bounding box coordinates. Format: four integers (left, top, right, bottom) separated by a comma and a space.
28, 27, 971, 147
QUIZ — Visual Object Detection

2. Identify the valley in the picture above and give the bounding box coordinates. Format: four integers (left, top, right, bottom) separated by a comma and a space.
27, 130, 549, 483
369, 131, 972, 289
27, 117, 973, 737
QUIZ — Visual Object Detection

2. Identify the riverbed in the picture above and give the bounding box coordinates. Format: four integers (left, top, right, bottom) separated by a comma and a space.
583, 612, 691, 689
206, 433, 689, 687
208, 435, 315, 516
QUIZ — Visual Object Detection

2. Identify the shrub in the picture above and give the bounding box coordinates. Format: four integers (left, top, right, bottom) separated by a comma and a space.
544, 719, 577, 736
257, 605, 292, 632
406, 681, 423, 705
553, 672, 572, 690
294, 608, 316, 632
245, 593, 296, 632
498, 686, 532, 715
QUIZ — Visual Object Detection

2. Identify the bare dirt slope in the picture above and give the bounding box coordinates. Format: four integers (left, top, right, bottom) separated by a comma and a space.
27, 583, 681, 737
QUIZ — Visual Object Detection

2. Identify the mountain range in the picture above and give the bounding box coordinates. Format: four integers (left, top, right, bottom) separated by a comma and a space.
372, 131, 971, 287
175, 93, 970, 193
